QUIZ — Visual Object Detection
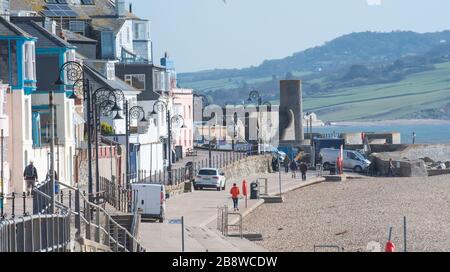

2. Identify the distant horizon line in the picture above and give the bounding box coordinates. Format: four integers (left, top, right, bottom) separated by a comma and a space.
177, 28, 450, 74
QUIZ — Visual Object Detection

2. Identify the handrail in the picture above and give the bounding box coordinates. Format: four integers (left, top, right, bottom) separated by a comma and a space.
130, 190, 139, 238
79, 190, 137, 243
32, 180, 144, 252
0, 212, 71, 252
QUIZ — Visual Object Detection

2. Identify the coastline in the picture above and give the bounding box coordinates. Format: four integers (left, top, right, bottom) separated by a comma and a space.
328, 119, 450, 127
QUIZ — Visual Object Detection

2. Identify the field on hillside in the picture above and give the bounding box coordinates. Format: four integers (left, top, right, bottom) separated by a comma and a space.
181, 62, 450, 121
303, 62, 450, 121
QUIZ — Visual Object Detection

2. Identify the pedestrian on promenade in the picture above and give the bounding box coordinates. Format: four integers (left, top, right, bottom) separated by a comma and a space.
230, 183, 240, 212
290, 160, 298, 178
300, 162, 308, 181
284, 156, 290, 173
271, 156, 278, 172
23, 160, 38, 196
387, 158, 395, 177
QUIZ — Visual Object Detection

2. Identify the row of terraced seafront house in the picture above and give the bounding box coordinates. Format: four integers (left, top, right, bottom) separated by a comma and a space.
0, 0, 194, 195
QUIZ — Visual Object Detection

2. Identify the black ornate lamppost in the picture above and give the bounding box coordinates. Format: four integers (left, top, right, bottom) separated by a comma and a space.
247, 90, 263, 154
55, 61, 123, 202
55, 61, 94, 201
92, 88, 122, 198
122, 96, 148, 185
151, 100, 186, 184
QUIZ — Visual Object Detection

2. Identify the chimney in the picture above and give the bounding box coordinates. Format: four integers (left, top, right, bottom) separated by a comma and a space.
115, 0, 126, 17
129, 3, 132, 13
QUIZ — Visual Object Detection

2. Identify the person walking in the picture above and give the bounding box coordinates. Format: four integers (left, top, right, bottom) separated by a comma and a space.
230, 183, 240, 212
284, 156, 290, 173
300, 162, 308, 181
387, 158, 395, 177
290, 160, 298, 178
271, 156, 278, 172
23, 160, 38, 196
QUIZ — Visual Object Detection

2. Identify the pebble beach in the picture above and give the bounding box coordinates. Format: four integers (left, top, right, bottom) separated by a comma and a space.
242, 175, 450, 252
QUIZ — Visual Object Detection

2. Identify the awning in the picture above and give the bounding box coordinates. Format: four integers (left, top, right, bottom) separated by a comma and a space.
73, 112, 85, 125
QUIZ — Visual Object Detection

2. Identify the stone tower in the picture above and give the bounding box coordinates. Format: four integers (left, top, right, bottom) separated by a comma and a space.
279, 80, 304, 144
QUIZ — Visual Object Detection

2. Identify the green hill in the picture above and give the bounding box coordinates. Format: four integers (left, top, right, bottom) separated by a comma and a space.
179, 31, 450, 90
178, 31, 450, 121
304, 61, 450, 121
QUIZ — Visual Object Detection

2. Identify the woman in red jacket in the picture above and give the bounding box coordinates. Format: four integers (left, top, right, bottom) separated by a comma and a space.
230, 183, 240, 212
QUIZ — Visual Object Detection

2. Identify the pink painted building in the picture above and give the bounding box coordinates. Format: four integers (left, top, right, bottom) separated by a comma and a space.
0, 82, 10, 195
172, 88, 193, 155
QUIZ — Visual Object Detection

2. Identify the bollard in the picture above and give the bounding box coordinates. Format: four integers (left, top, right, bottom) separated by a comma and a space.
23, 192, 27, 216
11, 192, 15, 218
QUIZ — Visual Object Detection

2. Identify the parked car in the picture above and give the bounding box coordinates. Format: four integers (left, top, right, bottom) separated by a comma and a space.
194, 168, 226, 191
320, 148, 371, 173
258, 144, 287, 161
131, 183, 166, 223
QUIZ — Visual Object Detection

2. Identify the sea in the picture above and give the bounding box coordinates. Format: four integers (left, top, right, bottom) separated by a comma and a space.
312, 122, 450, 144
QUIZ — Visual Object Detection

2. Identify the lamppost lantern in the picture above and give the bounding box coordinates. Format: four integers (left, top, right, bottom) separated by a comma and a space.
54, 78, 65, 86
113, 112, 124, 120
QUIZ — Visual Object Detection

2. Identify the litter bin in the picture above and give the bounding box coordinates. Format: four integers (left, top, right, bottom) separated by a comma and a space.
250, 182, 259, 200
329, 166, 337, 175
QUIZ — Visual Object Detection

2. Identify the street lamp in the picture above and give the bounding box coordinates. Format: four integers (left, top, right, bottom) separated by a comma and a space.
247, 90, 263, 155
151, 100, 186, 184
306, 112, 313, 143
92, 87, 122, 198
56, 61, 123, 203
123, 99, 148, 185
55, 61, 94, 203
261, 101, 272, 153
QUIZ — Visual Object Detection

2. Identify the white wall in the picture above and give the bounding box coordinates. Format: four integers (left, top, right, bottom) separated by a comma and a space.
115, 20, 134, 60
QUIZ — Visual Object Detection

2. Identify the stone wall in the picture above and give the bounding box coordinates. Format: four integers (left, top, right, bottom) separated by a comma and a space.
166, 155, 271, 198
222, 155, 271, 182
372, 156, 428, 177
370, 144, 450, 177
428, 169, 450, 177
398, 144, 450, 162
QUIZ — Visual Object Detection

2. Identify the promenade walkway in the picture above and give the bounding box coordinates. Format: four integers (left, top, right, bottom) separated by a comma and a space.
138, 170, 324, 252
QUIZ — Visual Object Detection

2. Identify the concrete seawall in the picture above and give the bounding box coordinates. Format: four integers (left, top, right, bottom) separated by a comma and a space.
166, 155, 271, 197
222, 155, 271, 182
371, 144, 450, 177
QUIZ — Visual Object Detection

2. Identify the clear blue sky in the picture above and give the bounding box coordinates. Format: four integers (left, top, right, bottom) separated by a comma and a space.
133, 0, 450, 73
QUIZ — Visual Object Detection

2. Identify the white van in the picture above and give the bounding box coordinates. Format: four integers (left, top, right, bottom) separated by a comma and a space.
320, 148, 371, 173
131, 183, 166, 223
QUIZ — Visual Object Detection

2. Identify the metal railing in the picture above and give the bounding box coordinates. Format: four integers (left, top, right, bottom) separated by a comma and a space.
0, 213, 71, 252
1, 179, 145, 252
132, 150, 249, 185
99, 177, 130, 213
217, 205, 243, 239
57, 181, 145, 252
